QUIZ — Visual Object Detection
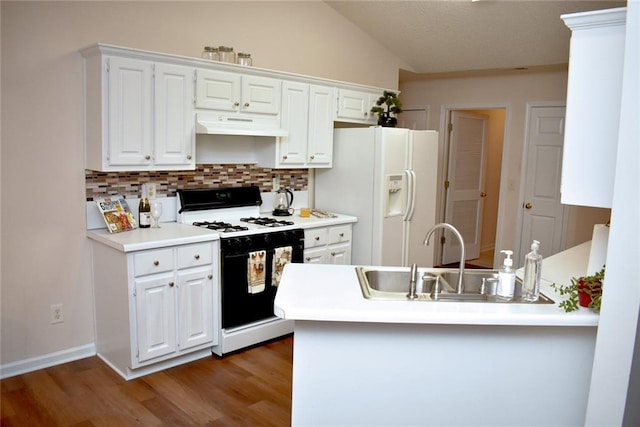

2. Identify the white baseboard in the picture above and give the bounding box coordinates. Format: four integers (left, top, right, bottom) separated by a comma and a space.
0, 343, 96, 379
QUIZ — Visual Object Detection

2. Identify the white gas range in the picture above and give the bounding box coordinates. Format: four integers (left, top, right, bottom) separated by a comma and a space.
176, 187, 303, 355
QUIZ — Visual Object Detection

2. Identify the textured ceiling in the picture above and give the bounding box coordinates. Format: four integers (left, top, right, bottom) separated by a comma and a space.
324, 0, 626, 79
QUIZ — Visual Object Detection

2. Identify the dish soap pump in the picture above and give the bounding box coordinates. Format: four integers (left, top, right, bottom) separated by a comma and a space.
522, 240, 543, 302
496, 250, 515, 302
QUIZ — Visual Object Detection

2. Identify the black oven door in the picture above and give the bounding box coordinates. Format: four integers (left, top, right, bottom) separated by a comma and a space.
220, 229, 304, 329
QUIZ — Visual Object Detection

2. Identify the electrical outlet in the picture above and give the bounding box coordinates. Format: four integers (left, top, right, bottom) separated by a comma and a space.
51, 304, 63, 324
146, 182, 157, 199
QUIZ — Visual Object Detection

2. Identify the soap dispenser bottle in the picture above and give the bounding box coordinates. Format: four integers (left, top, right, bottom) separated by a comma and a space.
496, 250, 515, 302
522, 240, 543, 302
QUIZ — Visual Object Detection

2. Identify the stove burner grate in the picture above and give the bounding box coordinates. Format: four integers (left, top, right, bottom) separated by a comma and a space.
193, 221, 249, 232
240, 217, 294, 227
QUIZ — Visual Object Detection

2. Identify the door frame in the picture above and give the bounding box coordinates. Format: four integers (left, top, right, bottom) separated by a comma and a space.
437, 103, 511, 267
516, 101, 569, 262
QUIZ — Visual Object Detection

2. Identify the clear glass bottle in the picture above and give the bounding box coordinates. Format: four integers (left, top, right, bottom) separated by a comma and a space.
201, 46, 219, 61
522, 240, 543, 302
236, 52, 252, 66
218, 46, 235, 63
496, 250, 515, 302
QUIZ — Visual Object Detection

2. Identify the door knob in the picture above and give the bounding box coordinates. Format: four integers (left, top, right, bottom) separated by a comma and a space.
524, 202, 533, 209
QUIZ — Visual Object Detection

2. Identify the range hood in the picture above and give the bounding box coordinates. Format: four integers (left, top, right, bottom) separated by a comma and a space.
195, 113, 288, 137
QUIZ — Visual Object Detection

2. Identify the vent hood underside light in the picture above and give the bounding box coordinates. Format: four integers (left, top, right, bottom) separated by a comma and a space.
195, 113, 288, 137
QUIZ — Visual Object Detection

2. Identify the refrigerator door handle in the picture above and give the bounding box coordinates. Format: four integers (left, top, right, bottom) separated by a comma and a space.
404, 169, 416, 221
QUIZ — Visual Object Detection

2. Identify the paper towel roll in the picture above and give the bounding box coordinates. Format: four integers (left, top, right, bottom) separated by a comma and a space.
587, 224, 609, 275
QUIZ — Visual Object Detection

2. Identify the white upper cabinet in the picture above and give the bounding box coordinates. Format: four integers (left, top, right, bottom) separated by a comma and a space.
154, 63, 196, 167
195, 69, 281, 115
82, 44, 392, 170
337, 88, 379, 124
82, 46, 195, 172
271, 82, 335, 168
561, 7, 626, 208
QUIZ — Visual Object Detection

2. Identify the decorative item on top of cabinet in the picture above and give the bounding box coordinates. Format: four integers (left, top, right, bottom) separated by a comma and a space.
336, 88, 382, 124
560, 7, 626, 208
256, 82, 335, 169
370, 90, 403, 128
304, 224, 352, 265
81, 45, 195, 172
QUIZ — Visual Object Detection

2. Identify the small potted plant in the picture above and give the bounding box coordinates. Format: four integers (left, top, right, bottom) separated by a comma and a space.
370, 90, 403, 127
551, 266, 605, 313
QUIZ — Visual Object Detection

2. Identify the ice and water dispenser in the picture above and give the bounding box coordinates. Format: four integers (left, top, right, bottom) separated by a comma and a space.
384, 174, 405, 217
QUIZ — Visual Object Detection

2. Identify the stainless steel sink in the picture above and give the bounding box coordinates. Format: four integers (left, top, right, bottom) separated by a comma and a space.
356, 266, 554, 304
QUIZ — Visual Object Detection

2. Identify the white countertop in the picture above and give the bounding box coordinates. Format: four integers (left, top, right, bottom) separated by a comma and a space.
274, 241, 599, 327
87, 213, 357, 252
87, 222, 220, 252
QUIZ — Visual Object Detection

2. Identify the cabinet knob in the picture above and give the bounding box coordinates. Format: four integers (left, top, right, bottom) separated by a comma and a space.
186, 154, 192, 160
153, 261, 159, 266
524, 202, 533, 209
233, 102, 240, 108
305, 257, 311, 262
310, 155, 315, 160
208, 274, 213, 280
282, 155, 288, 160
194, 254, 200, 260
244, 102, 250, 108
339, 233, 344, 237
169, 282, 175, 287
145, 155, 151, 161
315, 236, 320, 241
331, 252, 336, 256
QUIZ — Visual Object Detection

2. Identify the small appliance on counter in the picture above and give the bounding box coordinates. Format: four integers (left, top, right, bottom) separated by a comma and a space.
273, 188, 294, 216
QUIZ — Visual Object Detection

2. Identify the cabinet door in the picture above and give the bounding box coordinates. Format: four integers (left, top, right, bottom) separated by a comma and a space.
177, 267, 214, 351
154, 63, 195, 167
279, 81, 309, 166
328, 242, 351, 265
107, 56, 153, 166
195, 69, 241, 111
337, 89, 377, 123
241, 76, 281, 115
307, 85, 335, 167
135, 274, 177, 363
304, 247, 328, 264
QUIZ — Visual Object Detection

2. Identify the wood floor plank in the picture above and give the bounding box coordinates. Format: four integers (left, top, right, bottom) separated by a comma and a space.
1, 336, 294, 426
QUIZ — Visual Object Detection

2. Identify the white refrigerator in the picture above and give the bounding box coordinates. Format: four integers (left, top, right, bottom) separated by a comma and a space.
315, 127, 439, 267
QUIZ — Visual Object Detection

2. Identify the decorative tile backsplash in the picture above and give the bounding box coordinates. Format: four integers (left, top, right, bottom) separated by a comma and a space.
85, 164, 308, 201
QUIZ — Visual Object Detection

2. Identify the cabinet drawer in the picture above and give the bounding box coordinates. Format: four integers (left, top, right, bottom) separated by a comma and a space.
134, 248, 174, 277
329, 225, 351, 244
177, 243, 213, 269
305, 228, 328, 247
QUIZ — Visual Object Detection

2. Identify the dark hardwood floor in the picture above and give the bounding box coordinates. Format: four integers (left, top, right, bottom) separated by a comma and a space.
1, 336, 293, 426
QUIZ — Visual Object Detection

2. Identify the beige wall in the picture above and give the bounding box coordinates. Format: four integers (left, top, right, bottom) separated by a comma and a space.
0, 1, 407, 367
400, 71, 610, 262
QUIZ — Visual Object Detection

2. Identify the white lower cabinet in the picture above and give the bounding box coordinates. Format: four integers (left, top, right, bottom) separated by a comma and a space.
91, 239, 219, 379
304, 225, 352, 265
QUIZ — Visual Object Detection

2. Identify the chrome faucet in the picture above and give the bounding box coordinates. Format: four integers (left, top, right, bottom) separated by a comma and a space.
424, 223, 465, 294
407, 263, 419, 300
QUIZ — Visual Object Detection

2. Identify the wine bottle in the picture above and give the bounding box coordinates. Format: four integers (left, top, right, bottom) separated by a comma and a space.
139, 185, 151, 228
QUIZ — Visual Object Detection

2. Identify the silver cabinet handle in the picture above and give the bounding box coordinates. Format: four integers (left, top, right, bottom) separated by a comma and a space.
244, 102, 250, 108
310, 155, 315, 160
186, 154, 192, 160
233, 102, 240, 107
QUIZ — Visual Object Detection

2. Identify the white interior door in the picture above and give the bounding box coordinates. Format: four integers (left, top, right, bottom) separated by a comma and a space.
442, 111, 488, 264
519, 106, 567, 264
399, 109, 428, 130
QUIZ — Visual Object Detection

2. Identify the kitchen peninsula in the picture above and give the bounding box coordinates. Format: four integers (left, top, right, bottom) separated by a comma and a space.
274, 242, 599, 426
